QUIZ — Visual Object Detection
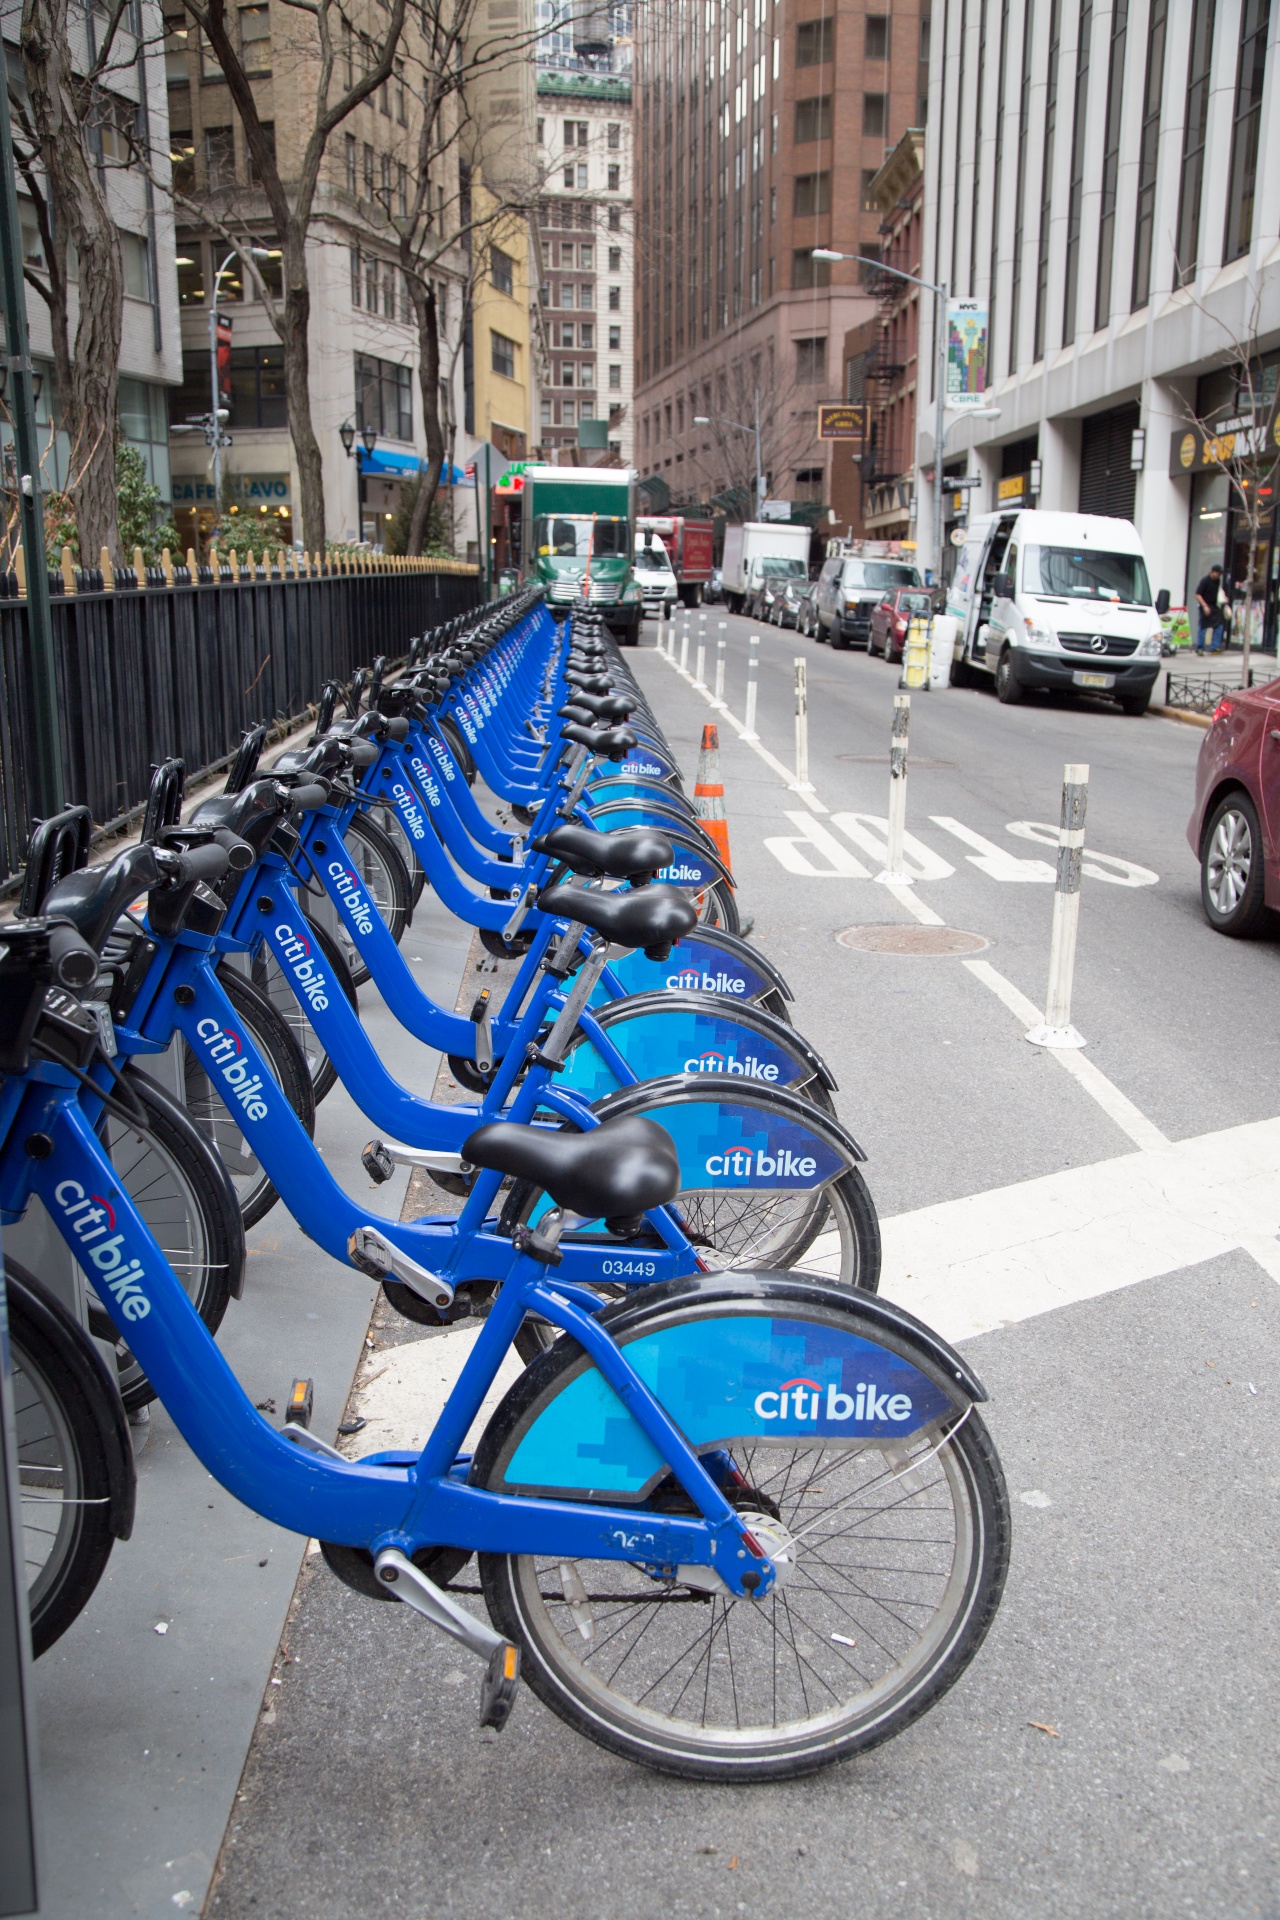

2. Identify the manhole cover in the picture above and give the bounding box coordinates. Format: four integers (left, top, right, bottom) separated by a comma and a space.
835, 925, 990, 956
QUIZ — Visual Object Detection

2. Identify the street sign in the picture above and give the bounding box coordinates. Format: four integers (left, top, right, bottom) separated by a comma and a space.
950, 525, 968, 547
760, 500, 791, 520
818, 404, 866, 440
947, 475, 983, 489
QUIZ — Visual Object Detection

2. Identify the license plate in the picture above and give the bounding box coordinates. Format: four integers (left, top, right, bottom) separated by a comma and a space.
1072, 670, 1115, 689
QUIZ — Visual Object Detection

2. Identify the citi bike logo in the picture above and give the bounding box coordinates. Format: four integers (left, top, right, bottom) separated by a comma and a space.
274, 922, 330, 1012
391, 781, 427, 841
659, 862, 708, 884
752, 1376, 915, 1424
54, 1180, 151, 1322
329, 862, 375, 936
425, 735, 456, 782
668, 966, 747, 995
624, 758, 664, 778
705, 1145, 817, 1178
408, 756, 444, 809
195, 1020, 271, 1122
684, 1047, 779, 1083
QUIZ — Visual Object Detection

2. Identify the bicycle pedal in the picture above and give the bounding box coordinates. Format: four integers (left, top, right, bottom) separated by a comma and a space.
479, 1641, 521, 1731
362, 1140, 395, 1185
285, 1378, 314, 1429
347, 1227, 455, 1313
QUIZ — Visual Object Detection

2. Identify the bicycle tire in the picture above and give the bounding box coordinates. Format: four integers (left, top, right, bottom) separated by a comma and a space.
699, 878, 740, 935
305, 812, 412, 988
187, 968, 317, 1226
249, 914, 360, 1105
92, 1070, 244, 1411
477, 1275, 1009, 1781
7, 1258, 134, 1657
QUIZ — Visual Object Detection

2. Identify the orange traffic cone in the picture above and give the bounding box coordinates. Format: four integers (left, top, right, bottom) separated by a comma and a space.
693, 722, 732, 873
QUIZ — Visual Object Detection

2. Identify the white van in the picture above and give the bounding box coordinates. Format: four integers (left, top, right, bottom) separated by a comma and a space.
633, 530, 678, 619
947, 509, 1166, 715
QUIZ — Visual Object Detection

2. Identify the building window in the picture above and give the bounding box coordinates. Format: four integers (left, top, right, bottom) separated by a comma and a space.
860, 167, 878, 211
228, 344, 287, 428
608, 285, 620, 311
580, 245, 592, 268
536, 117, 544, 144
577, 163, 588, 189
397, 161, 407, 218
1224, 0, 1270, 261
239, 3, 271, 73
363, 143, 374, 196
866, 13, 889, 57
1131, 0, 1168, 309
564, 166, 575, 189
608, 245, 621, 271
1032, 0, 1061, 362
176, 242, 204, 304
609, 324, 620, 349
560, 321, 575, 346
491, 331, 516, 378
562, 399, 575, 425
350, 245, 361, 306
561, 362, 575, 386
491, 245, 514, 294
793, 171, 831, 216
395, 59, 407, 125
608, 204, 621, 230
344, 133, 357, 195
580, 322, 593, 347
164, 12, 191, 85
792, 249, 829, 288
203, 126, 236, 189
1062, 0, 1092, 346
607, 122, 620, 149
355, 352, 413, 440
579, 282, 594, 308
795, 466, 824, 501
564, 118, 587, 145
1174, 0, 1216, 283
795, 336, 826, 383
607, 164, 620, 191
794, 96, 832, 143
862, 92, 887, 138
858, 242, 882, 284
1093, 0, 1128, 329
197, 28, 223, 79
366, 253, 378, 309
609, 363, 621, 389
795, 18, 832, 64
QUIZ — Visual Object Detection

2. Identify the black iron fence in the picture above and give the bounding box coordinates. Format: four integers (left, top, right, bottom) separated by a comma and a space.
0, 554, 480, 888
1164, 666, 1266, 714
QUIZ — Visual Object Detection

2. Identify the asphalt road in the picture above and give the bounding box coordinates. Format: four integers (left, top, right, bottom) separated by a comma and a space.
197, 614, 1280, 1920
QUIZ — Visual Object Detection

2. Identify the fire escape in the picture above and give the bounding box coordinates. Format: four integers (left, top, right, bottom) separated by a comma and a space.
859, 244, 912, 526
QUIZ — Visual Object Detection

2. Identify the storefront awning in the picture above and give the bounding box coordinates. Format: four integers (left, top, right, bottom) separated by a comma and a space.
357, 449, 467, 483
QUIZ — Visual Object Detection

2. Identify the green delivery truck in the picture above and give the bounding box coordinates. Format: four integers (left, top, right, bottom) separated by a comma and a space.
520, 464, 642, 642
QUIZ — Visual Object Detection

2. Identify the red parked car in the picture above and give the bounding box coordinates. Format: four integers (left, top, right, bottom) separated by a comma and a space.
1187, 677, 1280, 934
867, 589, 936, 662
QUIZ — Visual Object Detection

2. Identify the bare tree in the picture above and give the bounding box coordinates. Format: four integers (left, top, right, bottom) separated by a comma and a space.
680, 347, 824, 517
177, 0, 409, 549
17, 0, 141, 559
1175, 281, 1280, 689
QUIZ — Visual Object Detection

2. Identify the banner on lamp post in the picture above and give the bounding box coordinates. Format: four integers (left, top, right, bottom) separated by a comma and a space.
945, 301, 988, 408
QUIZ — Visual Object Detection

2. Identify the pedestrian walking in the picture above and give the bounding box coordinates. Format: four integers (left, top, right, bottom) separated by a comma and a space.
1194, 565, 1226, 654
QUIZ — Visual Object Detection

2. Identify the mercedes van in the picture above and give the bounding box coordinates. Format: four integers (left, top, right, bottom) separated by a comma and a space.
947, 509, 1165, 715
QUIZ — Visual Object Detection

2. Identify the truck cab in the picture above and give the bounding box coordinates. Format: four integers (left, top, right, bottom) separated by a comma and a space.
521, 465, 643, 642
947, 509, 1164, 714
633, 530, 679, 619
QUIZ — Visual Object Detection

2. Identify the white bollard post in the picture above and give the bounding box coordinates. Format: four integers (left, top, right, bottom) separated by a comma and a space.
713, 623, 727, 706
1026, 764, 1089, 1049
695, 641, 706, 689
679, 625, 690, 674
874, 695, 913, 884
791, 656, 814, 790
743, 632, 760, 739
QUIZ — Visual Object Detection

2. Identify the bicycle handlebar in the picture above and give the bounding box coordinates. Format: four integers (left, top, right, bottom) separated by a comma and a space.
47, 921, 100, 990
288, 783, 332, 815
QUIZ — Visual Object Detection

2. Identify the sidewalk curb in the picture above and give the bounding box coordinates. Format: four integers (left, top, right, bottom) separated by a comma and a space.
1160, 707, 1213, 730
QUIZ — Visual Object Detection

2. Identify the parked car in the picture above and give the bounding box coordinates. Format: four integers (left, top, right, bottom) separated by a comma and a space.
813, 553, 924, 647
868, 588, 937, 662
757, 574, 804, 627
705, 566, 723, 605
796, 580, 823, 638
1188, 677, 1280, 936
747, 556, 809, 621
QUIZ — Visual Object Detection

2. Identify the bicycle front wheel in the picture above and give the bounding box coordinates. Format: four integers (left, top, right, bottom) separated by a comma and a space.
477, 1279, 1009, 1781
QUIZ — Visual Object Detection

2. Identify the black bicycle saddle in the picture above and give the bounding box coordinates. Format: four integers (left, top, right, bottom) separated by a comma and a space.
533, 822, 673, 879
559, 722, 637, 761
462, 1113, 680, 1223
537, 881, 696, 956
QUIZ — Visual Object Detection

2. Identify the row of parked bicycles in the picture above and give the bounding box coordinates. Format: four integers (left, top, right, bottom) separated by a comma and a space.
4, 589, 1010, 1780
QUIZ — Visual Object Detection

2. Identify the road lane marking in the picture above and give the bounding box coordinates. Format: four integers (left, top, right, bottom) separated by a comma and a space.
1006, 821, 1159, 887
831, 813, 956, 880
797, 1113, 1280, 1343
764, 812, 870, 876
930, 816, 1056, 881
963, 959, 1170, 1150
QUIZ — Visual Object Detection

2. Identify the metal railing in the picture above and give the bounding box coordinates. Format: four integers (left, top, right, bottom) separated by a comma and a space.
1163, 668, 1262, 714
0, 549, 480, 888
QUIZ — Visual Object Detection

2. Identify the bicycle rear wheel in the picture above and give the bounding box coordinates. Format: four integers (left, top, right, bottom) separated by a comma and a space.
477, 1278, 1009, 1781
7, 1259, 132, 1656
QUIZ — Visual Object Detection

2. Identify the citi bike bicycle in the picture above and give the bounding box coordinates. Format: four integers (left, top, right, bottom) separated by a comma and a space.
3, 905, 1010, 1780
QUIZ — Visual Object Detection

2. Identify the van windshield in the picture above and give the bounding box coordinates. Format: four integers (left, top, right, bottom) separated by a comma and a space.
634, 543, 674, 573
1024, 544, 1152, 604
534, 516, 630, 558
760, 558, 807, 579
842, 560, 922, 590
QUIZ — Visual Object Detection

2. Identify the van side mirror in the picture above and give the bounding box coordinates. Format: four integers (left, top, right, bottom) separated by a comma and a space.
1155, 588, 1170, 616
992, 572, 1014, 599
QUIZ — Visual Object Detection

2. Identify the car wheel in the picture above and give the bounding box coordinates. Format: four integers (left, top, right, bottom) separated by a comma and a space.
1201, 791, 1268, 936
1119, 691, 1150, 717
995, 650, 1023, 704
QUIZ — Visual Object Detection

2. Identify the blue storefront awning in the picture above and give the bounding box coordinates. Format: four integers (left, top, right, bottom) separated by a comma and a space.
356, 449, 467, 484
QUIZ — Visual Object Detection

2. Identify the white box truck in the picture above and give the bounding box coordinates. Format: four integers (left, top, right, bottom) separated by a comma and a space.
721, 521, 812, 615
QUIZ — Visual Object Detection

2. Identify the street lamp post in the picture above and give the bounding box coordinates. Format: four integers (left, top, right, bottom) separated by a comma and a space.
694, 392, 765, 519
